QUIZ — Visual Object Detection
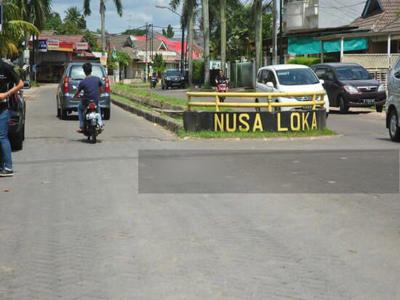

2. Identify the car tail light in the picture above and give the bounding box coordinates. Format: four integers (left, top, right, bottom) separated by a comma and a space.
104, 77, 111, 93
63, 77, 69, 94
88, 102, 97, 110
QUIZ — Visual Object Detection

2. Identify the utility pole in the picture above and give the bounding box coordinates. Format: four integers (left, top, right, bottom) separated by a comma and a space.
151, 24, 154, 61
180, 24, 185, 76
145, 23, 148, 82
272, 0, 278, 65
279, 0, 284, 63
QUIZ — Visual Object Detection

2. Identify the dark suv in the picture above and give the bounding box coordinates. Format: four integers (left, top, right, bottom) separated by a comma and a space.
161, 69, 185, 89
312, 63, 386, 113
57, 62, 111, 120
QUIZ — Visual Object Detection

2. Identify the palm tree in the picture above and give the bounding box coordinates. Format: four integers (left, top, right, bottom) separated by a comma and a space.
64, 6, 86, 30
202, 0, 210, 86
83, 0, 123, 53
170, 0, 198, 86
0, 0, 39, 57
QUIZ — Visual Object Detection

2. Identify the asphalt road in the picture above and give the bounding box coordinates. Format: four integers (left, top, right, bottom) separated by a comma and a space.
0, 84, 399, 300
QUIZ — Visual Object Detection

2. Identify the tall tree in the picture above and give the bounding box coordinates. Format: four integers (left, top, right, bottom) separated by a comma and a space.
202, 0, 210, 86
170, 0, 198, 86
253, 0, 263, 70
44, 11, 63, 32
83, 0, 123, 53
220, 0, 226, 73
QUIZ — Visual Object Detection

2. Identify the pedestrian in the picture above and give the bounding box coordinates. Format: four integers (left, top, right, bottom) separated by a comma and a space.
0, 59, 24, 177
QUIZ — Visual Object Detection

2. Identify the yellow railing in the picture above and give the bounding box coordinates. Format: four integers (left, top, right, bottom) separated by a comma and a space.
187, 91, 326, 112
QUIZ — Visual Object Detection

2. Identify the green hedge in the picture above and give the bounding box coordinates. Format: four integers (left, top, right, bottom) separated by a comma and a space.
287, 56, 337, 66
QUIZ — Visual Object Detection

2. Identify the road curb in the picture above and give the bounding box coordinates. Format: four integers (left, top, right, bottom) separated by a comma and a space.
111, 98, 182, 133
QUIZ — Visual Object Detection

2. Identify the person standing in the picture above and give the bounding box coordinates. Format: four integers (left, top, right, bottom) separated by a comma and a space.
0, 59, 24, 177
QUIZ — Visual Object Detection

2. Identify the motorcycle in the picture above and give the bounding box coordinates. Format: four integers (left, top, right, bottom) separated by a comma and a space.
82, 101, 103, 144
216, 79, 228, 102
151, 76, 158, 88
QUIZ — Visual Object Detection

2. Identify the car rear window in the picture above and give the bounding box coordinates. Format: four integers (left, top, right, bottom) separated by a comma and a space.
276, 68, 319, 85
166, 70, 181, 76
335, 66, 371, 80
69, 65, 105, 80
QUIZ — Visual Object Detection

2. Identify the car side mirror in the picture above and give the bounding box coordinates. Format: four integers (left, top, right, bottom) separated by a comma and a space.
266, 82, 274, 88
319, 79, 325, 85
394, 70, 400, 79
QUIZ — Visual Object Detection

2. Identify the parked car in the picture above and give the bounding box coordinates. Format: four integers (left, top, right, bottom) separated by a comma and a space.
256, 64, 330, 113
8, 91, 26, 151
385, 59, 400, 141
56, 62, 111, 120
312, 63, 386, 113
161, 69, 185, 89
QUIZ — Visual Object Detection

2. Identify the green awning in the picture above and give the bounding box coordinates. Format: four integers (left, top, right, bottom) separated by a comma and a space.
288, 37, 368, 55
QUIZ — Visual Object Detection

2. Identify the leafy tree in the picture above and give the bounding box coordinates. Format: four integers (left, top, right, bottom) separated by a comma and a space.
84, 31, 101, 51
162, 25, 175, 38
44, 11, 63, 32
0, 0, 39, 57
122, 28, 147, 35
152, 53, 166, 75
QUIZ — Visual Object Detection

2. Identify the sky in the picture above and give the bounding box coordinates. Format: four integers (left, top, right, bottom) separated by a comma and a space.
52, 0, 183, 34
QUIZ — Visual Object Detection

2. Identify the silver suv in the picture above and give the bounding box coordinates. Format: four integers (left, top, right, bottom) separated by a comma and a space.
56, 62, 111, 120
386, 60, 400, 141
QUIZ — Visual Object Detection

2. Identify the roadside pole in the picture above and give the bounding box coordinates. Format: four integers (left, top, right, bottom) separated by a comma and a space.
272, 0, 278, 65
145, 23, 148, 82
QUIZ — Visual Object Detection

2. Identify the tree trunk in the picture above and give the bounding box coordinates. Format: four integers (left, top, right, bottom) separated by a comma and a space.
202, 0, 210, 86
220, 0, 226, 73
255, 0, 263, 70
187, 7, 195, 86
100, 0, 106, 54
272, 0, 278, 65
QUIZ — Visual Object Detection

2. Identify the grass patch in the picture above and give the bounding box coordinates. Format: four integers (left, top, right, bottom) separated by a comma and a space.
177, 128, 336, 139
31, 81, 40, 87
112, 83, 231, 112
113, 83, 187, 106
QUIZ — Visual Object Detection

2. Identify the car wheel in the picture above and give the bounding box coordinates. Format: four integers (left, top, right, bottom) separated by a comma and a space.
57, 106, 61, 118
162, 85, 165, 90
10, 131, 23, 151
61, 109, 68, 120
103, 108, 111, 120
388, 110, 400, 142
376, 104, 384, 113
339, 96, 349, 114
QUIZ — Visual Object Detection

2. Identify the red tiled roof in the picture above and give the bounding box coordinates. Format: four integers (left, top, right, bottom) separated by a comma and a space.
39, 34, 85, 44
351, 0, 400, 32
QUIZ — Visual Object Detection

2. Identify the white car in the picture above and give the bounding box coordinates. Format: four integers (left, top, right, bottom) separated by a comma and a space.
256, 64, 329, 113
386, 61, 400, 142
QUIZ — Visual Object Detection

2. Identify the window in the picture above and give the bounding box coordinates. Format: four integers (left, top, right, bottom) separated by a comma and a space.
69, 65, 105, 80
334, 66, 371, 80
257, 70, 267, 83
165, 70, 181, 76
315, 68, 327, 79
266, 70, 277, 87
276, 68, 319, 86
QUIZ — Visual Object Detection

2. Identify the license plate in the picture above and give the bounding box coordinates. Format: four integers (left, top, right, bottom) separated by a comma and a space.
363, 99, 375, 105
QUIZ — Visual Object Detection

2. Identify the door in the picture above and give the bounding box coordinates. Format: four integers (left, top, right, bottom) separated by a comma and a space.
315, 67, 337, 106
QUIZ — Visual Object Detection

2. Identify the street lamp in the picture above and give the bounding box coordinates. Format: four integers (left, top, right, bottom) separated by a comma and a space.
155, 5, 185, 77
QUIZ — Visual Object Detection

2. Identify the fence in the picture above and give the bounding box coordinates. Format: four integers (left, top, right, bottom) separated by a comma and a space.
187, 91, 326, 112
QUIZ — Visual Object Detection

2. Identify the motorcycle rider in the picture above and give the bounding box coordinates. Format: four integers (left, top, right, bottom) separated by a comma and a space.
75, 63, 103, 133
0, 59, 24, 177
215, 69, 228, 87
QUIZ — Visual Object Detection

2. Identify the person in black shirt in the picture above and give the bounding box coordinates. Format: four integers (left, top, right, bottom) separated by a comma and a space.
215, 69, 228, 85
0, 59, 24, 177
